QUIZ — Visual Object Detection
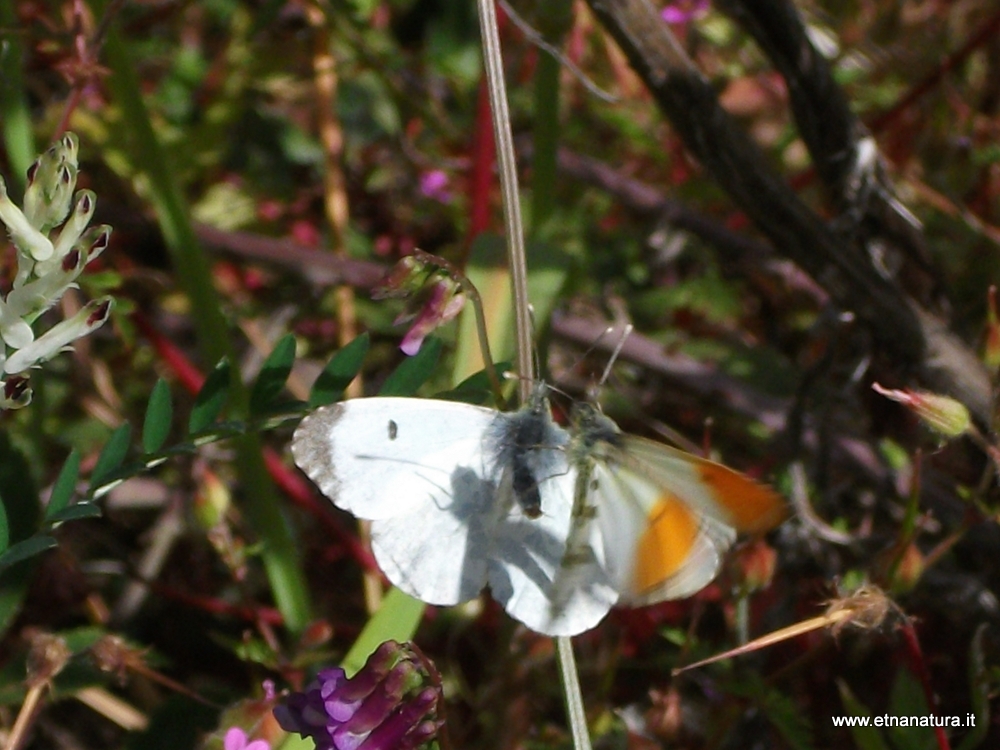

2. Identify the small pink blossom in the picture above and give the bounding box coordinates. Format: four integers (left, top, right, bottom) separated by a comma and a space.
419, 170, 452, 203
398, 280, 465, 356
661, 0, 709, 25
373, 252, 467, 355
224, 726, 270, 750
872, 383, 971, 438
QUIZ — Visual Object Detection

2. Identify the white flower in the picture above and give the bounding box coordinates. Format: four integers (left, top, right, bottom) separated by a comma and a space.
0, 176, 55, 263
0, 133, 113, 410
3, 298, 113, 375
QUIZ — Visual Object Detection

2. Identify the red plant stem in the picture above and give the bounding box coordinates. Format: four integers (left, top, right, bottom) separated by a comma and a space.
465, 6, 507, 253
148, 580, 284, 625
899, 620, 951, 750
132, 311, 206, 393
264, 450, 379, 572
466, 78, 496, 249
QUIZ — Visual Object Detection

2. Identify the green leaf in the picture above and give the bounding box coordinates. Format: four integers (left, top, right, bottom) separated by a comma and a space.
958, 624, 990, 750
0, 536, 57, 573
60, 625, 108, 653
0, 432, 38, 545
142, 379, 173, 454
309, 332, 370, 408
89, 423, 132, 492
756, 680, 813, 750
276, 734, 315, 750
434, 361, 511, 405
0, 432, 38, 635
46, 503, 103, 524
45, 450, 81, 522
250, 334, 297, 416
230, 634, 281, 669
378, 337, 443, 396
887, 668, 936, 750
0, 495, 8, 554
189, 358, 232, 433
836, 680, 891, 750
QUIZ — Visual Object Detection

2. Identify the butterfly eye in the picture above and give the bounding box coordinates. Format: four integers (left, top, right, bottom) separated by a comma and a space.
388, 420, 398, 440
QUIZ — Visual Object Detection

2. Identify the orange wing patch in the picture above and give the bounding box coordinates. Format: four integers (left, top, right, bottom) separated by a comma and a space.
634, 494, 700, 593
697, 462, 786, 533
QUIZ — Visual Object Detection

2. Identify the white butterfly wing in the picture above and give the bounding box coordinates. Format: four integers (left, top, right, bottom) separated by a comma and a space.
590, 456, 737, 604
619, 436, 786, 534
292, 397, 498, 520
487, 466, 619, 636
369, 467, 501, 605
293, 397, 505, 606
294, 395, 620, 632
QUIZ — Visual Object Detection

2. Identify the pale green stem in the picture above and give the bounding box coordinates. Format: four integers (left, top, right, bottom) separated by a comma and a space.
0, 0, 35, 195
476, 0, 533, 397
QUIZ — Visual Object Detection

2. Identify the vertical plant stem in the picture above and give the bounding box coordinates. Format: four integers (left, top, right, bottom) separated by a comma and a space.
0, 1, 35, 194
306, 4, 360, 392
476, 0, 533, 393
530, 0, 573, 235
305, 3, 380, 615
475, 2, 591, 749
99, 10, 312, 633
556, 635, 591, 750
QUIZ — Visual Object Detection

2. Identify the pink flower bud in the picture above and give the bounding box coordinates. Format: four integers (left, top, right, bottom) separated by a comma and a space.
872, 383, 971, 438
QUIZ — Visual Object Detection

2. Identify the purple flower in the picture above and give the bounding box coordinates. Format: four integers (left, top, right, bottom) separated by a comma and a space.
372, 252, 467, 355
419, 170, 452, 203
224, 727, 270, 750
661, 0, 709, 25
398, 280, 465, 356
274, 641, 442, 750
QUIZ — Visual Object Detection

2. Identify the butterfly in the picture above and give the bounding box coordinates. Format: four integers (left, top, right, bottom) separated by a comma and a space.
291, 387, 785, 636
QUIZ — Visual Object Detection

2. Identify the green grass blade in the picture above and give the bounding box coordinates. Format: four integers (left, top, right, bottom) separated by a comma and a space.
0, 0, 35, 194
341, 587, 425, 677
837, 680, 891, 750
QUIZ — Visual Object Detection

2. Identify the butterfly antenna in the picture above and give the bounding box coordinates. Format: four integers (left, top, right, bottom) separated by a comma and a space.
584, 323, 634, 403
598, 323, 633, 386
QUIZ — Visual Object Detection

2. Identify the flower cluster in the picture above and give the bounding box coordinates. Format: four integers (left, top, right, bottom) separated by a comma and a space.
0, 133, 113, 410
273, 641, 442, 750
